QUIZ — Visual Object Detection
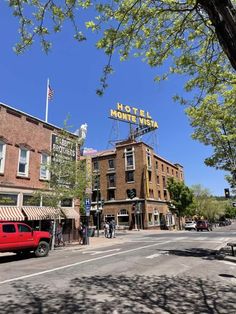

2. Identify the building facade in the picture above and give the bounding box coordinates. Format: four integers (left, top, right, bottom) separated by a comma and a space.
86, 139, 184, 230
0, 103, 80, 239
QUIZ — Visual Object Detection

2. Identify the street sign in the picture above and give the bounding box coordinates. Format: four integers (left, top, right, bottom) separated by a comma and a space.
85, 198, 91, 216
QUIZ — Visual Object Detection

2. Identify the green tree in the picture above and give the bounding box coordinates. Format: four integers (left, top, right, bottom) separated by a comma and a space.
35, 126, 87, 215
5, 0, 236, 183
191, 184, 226, 221
167, 177, 194, 230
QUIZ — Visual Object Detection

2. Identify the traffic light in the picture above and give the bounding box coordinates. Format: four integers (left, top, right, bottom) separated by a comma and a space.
224, 188, 230, 198
127, 189, 136, 199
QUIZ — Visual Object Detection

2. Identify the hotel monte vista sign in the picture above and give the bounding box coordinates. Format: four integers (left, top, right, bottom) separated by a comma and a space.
109, 102, 158, 129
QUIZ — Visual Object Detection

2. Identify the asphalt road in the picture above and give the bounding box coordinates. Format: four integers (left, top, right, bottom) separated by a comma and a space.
0, 224, 236, 314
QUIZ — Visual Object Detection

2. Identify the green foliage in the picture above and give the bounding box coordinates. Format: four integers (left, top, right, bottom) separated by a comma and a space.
190, 184, 227, 221
167, 177, 194, 217
34, 122, 88, 209
5, 0, 236, 182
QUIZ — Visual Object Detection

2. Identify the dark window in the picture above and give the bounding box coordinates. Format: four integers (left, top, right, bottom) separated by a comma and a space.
107, 174, 116, 188
18, 224, 31, 232
108, 159, 115, 169
162, 176, 166, 188
126, 171, 134, 182
161, 164, 164, 172
61, 198, 73, 207
148, 171, 152, 182
164, 190, 168, 200
92, 191, 101, 202
157, 175, 160, 184
108, 190, 115, 200
2, 224, 16, 233
0, 194, 18, 206
93, 160, 99, 171
23, 195, 40, 206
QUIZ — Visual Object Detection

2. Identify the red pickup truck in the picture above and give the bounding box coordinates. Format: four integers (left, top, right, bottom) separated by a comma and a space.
0, 221, 51, 257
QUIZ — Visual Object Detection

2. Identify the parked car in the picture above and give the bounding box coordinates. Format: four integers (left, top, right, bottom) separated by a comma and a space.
184, 221, 197, 231
196, 220, 212, 232
0, 221, 51, 257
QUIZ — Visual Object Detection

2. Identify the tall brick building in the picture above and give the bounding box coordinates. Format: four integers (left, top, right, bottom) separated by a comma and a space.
0, 103, 80, 236
85, 139, 184, 230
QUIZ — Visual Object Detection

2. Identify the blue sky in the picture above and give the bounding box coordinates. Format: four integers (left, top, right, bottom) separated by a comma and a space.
0, 3, 228, 196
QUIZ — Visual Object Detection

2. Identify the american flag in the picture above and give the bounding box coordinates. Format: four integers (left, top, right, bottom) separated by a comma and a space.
48, 85, 54, 101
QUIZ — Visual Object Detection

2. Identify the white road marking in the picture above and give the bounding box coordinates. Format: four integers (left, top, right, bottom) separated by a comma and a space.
146, 251, 169, 259
0, 241, 171, 285
82, 248, 121, 255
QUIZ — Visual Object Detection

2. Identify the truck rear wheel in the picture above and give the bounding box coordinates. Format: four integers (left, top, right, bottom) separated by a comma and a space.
35, 241, 49, 257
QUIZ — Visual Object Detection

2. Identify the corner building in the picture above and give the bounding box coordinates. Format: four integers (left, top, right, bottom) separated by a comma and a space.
0, 103, 80, 239
88, 139, 184, 230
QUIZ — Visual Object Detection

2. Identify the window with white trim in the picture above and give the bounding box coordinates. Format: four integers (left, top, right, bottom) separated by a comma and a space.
124, 147, 135, 170
0, 141, 6, 174
18, 148, 30, 177
40, 153, 50, 180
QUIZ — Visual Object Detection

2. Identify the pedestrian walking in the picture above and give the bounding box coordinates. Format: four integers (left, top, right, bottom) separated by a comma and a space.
108, 221, 113, 238
104, 221, 109, 238
56, 223, 65, 247
112, 219, 116, 238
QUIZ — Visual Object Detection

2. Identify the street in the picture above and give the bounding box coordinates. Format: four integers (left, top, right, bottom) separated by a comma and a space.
0, 225, 236, 314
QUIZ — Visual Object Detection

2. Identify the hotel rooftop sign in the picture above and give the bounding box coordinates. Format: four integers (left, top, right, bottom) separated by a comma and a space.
109, 103, 158, 129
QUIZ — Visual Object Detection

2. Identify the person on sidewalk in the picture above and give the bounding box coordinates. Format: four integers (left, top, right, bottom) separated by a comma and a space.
112, 219, 116, 238
108, 221, 113, 238
56, 223, 65, 247
104, 221, 109, 238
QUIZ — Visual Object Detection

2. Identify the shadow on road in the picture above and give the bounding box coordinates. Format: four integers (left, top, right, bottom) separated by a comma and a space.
0, 274, 235, 313
153, 247, 218, 260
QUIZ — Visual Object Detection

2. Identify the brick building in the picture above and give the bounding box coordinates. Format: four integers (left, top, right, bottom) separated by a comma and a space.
85, 139, 184, 230
0, 103, 80, 238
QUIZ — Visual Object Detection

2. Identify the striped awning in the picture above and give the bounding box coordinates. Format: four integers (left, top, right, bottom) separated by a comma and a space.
22, 207, 60, 221
61, 208, 80, 219
0, 207, 25, 221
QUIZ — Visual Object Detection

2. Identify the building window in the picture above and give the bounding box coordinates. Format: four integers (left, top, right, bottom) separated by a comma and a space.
158, 190, 161, 200
93, 160, 99, 171
176, 171, 178, 178
126, 171, 134, 182
164, 190, 168, 200
92, 190, 101, 202
172, 169, 174, 176
162, 176, 166, 188
93, 175, 100, 190
0, 193, 18, 206
146, 148, 152, 169
107, 174, 116, 188
149, 189, 154, 198
154, 209, 160, 225
148, 170, 152, 182
23, 194, 40, 206
107, 189, 115, 200
155, 161, 158, 171
18, 148, 30, 176
167, 167, 169, 174
61, 198, 73, 207
157, 175, 160, 184
161, 164, 164, 172
125, 147, 135, 170
0, 141, 6, 174
40, 153, 50, 180
108, 159, 115, 169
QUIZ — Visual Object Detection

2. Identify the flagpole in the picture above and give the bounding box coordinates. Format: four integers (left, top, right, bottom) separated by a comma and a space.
45, 78, 49, 123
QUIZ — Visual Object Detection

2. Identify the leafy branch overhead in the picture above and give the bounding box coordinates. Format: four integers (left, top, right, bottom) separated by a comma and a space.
6, 0, 236, 184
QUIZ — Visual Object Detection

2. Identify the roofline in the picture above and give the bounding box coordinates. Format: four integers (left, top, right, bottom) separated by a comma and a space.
0, 102, 78, 137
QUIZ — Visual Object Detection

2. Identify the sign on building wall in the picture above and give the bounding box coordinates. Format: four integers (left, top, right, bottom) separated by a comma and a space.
0, 194, 18, 206
51, 134, 76, 163
109, 103, 158, 129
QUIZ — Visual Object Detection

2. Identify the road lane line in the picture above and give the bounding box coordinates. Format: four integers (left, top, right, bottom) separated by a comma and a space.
82, 248, 121, 255
0, 241, 171, 285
